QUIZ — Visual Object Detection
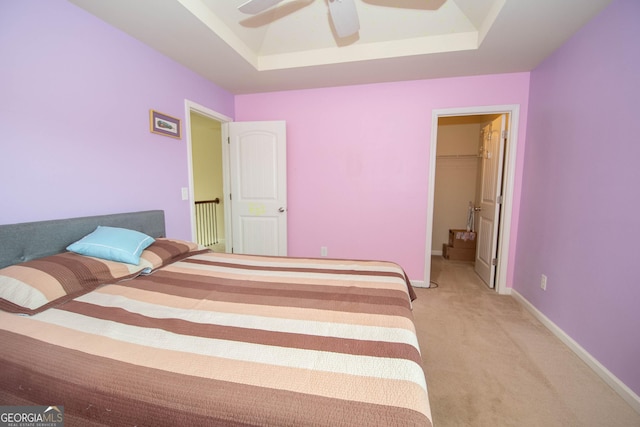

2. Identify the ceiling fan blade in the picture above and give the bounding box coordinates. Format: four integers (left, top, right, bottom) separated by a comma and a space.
238, 0, 286, 14
328, 0, 360, 38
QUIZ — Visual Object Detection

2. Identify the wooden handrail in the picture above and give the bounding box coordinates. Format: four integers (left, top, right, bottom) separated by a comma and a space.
195, 198, 220, 205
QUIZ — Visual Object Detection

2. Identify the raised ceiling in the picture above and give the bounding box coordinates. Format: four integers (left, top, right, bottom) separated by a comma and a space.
201, 0, 491, 70
68, 0, 612, 94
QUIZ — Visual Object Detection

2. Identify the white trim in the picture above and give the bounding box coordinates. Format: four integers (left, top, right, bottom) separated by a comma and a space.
424, 105, 520, 295
220, 124, 231, 252
511, 290, 640, 414
411, 280, 428, 289
184, 100, 232, 247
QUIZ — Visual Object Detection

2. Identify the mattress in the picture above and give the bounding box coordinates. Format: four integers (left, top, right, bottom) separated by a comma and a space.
0, 250, 432, 426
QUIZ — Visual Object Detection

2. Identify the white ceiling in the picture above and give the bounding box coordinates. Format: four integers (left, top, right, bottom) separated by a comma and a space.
68, 0, 612, 94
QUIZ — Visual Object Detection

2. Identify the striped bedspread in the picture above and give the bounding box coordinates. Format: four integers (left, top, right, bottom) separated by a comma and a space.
0, 252, 432, 426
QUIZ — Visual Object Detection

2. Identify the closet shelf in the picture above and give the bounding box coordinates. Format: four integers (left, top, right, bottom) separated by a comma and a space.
436, 154, 480, 159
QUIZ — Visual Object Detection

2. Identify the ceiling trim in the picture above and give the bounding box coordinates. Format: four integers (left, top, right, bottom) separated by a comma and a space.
258, 31, 479, 70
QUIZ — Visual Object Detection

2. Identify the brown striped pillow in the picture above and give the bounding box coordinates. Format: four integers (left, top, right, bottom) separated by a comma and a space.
0, 252, 146, 315
138, 238, 209, 273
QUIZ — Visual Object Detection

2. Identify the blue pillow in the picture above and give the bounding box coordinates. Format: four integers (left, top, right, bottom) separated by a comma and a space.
67, 226, 155, 265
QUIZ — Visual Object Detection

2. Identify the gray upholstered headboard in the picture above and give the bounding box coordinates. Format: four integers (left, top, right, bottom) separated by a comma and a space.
0, 210, 165, 269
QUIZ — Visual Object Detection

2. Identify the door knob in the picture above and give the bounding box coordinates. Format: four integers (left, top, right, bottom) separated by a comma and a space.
473, 206, 482, 212
278, 207, 286, 213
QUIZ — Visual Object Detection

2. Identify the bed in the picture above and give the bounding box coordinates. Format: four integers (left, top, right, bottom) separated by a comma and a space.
0, 210, 432, 426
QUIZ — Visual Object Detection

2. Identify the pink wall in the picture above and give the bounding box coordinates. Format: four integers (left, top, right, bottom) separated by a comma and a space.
514, 0, 640, 396
236, 74, 530, 281
0, 0, 234, 238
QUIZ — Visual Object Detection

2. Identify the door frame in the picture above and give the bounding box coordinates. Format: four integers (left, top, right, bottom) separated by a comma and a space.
184, 100, 233, 248
424, 104, 520, 295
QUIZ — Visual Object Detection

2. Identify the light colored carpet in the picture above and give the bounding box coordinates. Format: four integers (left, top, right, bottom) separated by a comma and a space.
413, 256, 640, 427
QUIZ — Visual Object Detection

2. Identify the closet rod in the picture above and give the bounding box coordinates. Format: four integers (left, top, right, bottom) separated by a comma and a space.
436, 154, 480, 159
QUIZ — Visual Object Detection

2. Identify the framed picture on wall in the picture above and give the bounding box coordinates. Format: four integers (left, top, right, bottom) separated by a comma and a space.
150, 110, 181, 139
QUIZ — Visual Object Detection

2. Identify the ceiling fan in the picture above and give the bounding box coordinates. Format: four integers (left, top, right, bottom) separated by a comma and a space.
238, 0, 360, 38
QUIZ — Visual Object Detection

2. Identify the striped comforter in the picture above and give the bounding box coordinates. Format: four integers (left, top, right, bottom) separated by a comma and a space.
0, 252, 432, 426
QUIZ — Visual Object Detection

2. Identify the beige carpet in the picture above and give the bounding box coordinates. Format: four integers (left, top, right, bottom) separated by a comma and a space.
413, 256, 640, 427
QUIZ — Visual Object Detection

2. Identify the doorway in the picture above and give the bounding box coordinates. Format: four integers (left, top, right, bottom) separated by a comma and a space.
425, 105, 520, 295
184, 100, 232, 251
190, 112, 226, 251
431, 114, 506, 288
185, 101, 288, 256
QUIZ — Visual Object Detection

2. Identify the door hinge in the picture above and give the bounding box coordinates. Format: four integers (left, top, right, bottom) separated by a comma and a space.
229, 193, 232, 201
501, 130, 508, 139
227, 137, 230, 144
491, 258, 498, 266
497, 195, 504, 204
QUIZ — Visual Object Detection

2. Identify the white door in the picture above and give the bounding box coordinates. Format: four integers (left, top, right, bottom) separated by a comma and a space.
227, 121, 287, 256
474, 115, 507, 288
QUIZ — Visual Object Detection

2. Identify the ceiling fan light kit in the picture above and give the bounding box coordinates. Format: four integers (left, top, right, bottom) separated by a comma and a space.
239, 0, 361, 39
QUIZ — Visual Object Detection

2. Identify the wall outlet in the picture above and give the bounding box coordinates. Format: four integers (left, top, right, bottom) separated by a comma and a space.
321, 246, 328, 257
540, 274, 548, 291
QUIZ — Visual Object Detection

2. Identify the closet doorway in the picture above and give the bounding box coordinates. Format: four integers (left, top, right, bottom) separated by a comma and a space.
425, 105, 520, 294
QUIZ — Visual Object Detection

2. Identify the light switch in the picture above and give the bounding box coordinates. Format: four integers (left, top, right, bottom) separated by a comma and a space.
181, 187, 189, 201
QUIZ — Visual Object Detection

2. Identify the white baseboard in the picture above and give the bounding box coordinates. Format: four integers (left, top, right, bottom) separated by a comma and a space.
511, 290, 640, 414
500, 287, 512, 295
411, 280, 429, 288
431, 250, 443, 256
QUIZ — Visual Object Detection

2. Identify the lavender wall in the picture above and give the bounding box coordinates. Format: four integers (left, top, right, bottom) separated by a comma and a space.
514, 0, 640, 396
0, 1, 234, 238
236, 74, 530, 280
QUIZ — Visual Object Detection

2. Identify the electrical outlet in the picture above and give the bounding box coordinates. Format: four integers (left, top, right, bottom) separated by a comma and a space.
321, 246, 328, 257
540, 274, 547, 291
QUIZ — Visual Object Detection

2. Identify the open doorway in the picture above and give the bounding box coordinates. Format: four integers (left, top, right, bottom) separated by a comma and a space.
190, 112, 226, 251
184, 100, 232, 252
431, 114, 506, 289
424, 105, 520, 295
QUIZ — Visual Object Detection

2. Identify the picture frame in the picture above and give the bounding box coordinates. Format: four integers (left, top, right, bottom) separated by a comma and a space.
150, 110, 181, 139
